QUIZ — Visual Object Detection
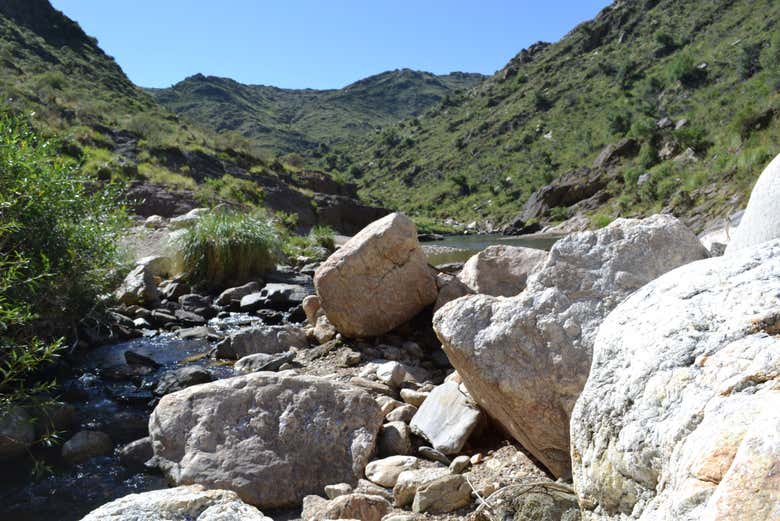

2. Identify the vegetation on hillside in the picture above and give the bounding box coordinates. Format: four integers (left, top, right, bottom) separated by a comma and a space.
0, 114, 128, 459
148, 70, 484, 157
341, 0, 780, 231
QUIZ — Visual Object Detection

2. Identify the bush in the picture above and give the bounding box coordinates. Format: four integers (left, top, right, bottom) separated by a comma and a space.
197, 175, 264, 206
666, 53, 705, 87
176, 211, 281, 288
0, 114, 127, 460
591, 213, 613, 228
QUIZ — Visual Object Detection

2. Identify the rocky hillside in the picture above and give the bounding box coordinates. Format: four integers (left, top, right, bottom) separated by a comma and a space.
346, 0, 780, 233
148, 69, 484, 156
0, 0, 388, 234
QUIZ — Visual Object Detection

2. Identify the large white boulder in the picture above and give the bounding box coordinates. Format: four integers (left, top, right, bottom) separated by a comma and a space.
726, 152, 780, 254
80, 485, 272, 521
149, 373, 384, 509
314, 213, 438, 338
571, 239, 780, 521
434, 215, 708, 477
458, 244, 547, 296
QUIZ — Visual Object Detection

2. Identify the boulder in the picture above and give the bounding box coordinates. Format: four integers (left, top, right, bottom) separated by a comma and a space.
314, 213, 438, 338
0, 407, 35, 461
409, 381, 482, 455
385, 404, 416, 423
571, 239, 780, 521
434, 215, 709, 478
393, 467, 450, 507
80, 484, 271, 521
169, 208, 209, 230
234, 351, 295, 373
433, 272, 474, 312
324, 483, 353, 499
149, 373, 384, 509
118, 436, 153, 470
457, 245, 547, 296
302, 295, 322, 324
62, 430, 112, 465
726, 152, 780, 254
412, 474, 471, 514
301, 493, 391, 521
115, 265, 159, 306
215, 325, 307, 359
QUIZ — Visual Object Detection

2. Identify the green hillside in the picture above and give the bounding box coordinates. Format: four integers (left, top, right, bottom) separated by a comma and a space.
344, 0, 780, 232
148, 70, 484, 157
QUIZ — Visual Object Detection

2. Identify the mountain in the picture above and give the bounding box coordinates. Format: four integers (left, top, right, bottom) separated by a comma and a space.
148, 69, 484, 156
0, 0, 388, 234
345, 0, 780, 233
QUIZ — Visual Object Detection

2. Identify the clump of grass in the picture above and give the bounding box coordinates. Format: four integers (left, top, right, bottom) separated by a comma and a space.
177, 211, 281, 288
281, 225, 336, 261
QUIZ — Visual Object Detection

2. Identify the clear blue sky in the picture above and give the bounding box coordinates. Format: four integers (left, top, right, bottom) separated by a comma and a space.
50, 0, 610, 89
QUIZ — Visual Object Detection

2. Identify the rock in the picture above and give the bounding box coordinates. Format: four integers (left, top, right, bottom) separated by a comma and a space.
393, 467, 450, 507
365, 455, 428, 488
592, 138, 639, 169
62, 430, 112, 465
314, 213, 438, 338
726, 153, 780, 254
240, 292, 267, 312
79, 484, 271, 521
458, 245, 547, 296
418, 446, 451, 466
154, 366, 214, 396
409, 381, 482, 455
376, 361, 406, 387
118, 436, 154, 470
261, 283, 311, 310
571, 239, 780, 521
433, 272, 474, 313
302, 294, 322, 324
174, 309, 206, 325
313, 315, 337, 344
178, 325, 212, 340
160, 281, 189, 301
144, 214, 165, 229
0, 407, 35, 461
449, 455, 470, 474
234, 351, 295, 373
376, 396, 404, 415
349, 377, 395, 397
412, 474, 471, 514
124, 350, 160, 368
385, 404, 416, 423
301, 493, 391, 521
169, 208, 208, 230
324, 483, 353, 500
115, 264, 160, 306
215, 325, 308, 359
519, 168, 612, 222
215, 281, 261, 306
149, 373, 384, 509
378, 421, 413, 456
178, 293, 210, 309
355, 479, 394, 501
434, 215, 709, 477
400, 389, 428, 408
470, 481, 580, 521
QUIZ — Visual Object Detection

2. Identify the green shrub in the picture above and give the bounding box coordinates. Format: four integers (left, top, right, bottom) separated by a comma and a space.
177, 211, 281, 288
591, 213, 614, 228
0, 114, 127, 461
197, 175, 264, 206
666, 53, 706, 87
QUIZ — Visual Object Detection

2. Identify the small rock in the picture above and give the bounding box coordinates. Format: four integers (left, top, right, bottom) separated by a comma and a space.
400, 389, 428, 408
412, 474, 471, 514
324, 483, 353, 500
410, 381, 482, 455
365, 455, 428, 488
215, 281, 261, 307
302, 295, 321, 325
124, 350, 160, 369
418, 446, 451, 466
313, 315, 337, 344
62, 430, 112, 465
349, 377, 395, 397
143, 215, 165, 228
449, 455, 471, 474
378, 422, 413, 457
376, 361, 406, 387
470, 453, 483, 465
174, 309, 206, 326
301, 493, 391, 521
355, 479, 394, 501
402, 341, 424, 359
118, 436, 153, 470
393, 467, 450, 507
215, 325, 308, 359
376, 396, 405, 415
154, 366, 214, 396
385, 404, 417, 423
234, 351, 295, 373
0, 407, 35, 461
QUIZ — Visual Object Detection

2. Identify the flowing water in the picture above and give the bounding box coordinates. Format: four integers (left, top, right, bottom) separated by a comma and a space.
424, 233, 561, 265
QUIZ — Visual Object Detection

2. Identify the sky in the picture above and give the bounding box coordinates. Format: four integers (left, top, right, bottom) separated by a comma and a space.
51, 0, 610, 90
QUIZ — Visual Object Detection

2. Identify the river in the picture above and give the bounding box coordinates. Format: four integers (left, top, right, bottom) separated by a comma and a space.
423, 233, 561, 265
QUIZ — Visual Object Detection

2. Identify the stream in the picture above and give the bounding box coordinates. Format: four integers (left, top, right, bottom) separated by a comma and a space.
424, 233, 561, 265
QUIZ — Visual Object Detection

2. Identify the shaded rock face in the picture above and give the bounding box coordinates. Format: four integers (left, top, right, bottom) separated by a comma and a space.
518, 167, 613, 222
434, 215, 709, 478
148, 373, 384, 509
79, 484, 271, 521
458, 245, 547, 297
314, 213, 438, 338
571, 239, 780, 521
726, 152, 780, 254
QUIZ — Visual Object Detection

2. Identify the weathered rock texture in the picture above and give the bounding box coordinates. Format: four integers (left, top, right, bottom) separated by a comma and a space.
726, 152, 780, 254
80, 484, 271, 521
314, 213, 438, 337
571, 239, 780, 521
434, 215, 708, 477
301, 492, 391, 521
149, 373, 384, 509
458, 244, 547, 296
215, 325, 307, 359
409, 381, 483, 455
